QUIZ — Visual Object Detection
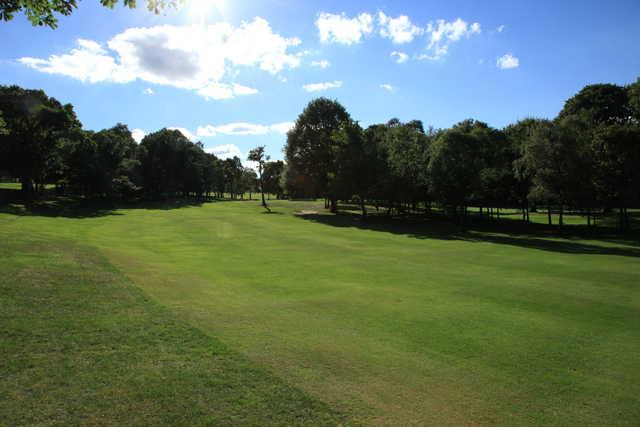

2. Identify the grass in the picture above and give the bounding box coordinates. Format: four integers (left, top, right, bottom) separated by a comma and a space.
1, 197, 639, 425
0, 216, 346, 425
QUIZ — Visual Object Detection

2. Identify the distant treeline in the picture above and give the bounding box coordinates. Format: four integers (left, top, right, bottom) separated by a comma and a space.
283, 79, 640, 230
0, 85, 285, 201
1, 79, 640, 230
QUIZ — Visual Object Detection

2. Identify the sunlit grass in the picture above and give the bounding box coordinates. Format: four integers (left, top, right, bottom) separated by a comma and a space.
1, 198, 639, 424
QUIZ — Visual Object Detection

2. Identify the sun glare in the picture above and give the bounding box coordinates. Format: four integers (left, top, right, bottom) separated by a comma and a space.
186, 0, 225, 21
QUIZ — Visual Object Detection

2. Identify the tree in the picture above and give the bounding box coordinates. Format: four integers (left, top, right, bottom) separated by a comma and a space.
558, 83, 630, 126
0, 85, 80, 199
381, 120, 430, 214
0, 110, 7, 135
427, 121, 488, 222
592, 124, 640, 230
628, 78, 640, 122
332, 120, 376, 217
1, 0, 180, 29
222, 156, 243, 199
239, 167, 258, 200
505, 118, 548, 222
262, 160, 285, 199
248, 146, 270, 211
522, 118, 595, 226
284, 97, 351, 211
138, 128, 208, 199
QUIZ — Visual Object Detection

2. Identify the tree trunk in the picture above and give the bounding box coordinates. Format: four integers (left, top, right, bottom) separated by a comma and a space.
360, 197, 367, 219
547, 207, 552, 225
559, 206, 564, 228
330, 198, 337, 213
260, 185, 269, 212
21, 176, 33, 200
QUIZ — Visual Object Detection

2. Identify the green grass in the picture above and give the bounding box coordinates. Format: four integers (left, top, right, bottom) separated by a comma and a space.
0, 217, 346, 425
0, 182, 20, 190
1, 198, 639, 425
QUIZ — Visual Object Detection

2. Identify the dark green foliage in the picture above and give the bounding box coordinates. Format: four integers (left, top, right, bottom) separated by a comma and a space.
0, 0, 180, 28
61, 124, 139, 198
284, 97, 351, 208
558, 83, 630, 126
1, 80, 639, 230
428, 121, 487, 213
138, 128, 221, 200
262, 160, 285, 198
0, 85, 80, 198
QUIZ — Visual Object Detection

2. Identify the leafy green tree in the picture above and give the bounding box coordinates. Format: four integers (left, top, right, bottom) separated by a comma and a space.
382, 120, 430, 214
331, 120, 377, 217
505, 118, 549, 221
427, 120, 488, 221
248, 146, 270, 210
522, 118, 595, 226
239, 167, 258, 200
262, 160, 285, 199
1, 0, 180, 28
628, 78, 640, 122
592, 124, 640, 230
0, 110, 7, 135
138, 128, 203, 199
222, 156, 243, 199
558, 83, 630, 126
284, 97, 350, 211
0, 85, 80, 199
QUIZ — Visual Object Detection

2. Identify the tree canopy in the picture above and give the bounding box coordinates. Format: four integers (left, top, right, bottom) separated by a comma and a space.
1, 78, 639, 230
0, 0, 180, 28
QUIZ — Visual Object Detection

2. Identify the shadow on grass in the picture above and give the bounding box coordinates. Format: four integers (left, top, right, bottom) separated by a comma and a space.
296, 210, 640, 258
0, 194, 229, 219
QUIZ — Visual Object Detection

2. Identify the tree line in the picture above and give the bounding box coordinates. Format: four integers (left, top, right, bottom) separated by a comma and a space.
0, 85, 286, 202
2, 80, 639, 230
284, 79, 640, 230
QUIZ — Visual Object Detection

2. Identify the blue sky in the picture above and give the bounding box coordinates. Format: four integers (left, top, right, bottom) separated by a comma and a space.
1, 0, 639, 161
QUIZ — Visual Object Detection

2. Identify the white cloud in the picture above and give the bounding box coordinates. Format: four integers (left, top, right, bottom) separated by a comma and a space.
497, 25, 505, 33
390, 51, 409, 63
205, 143, 243, 159
421, 18, 481, 60
131, 128, 146, 143
378, 12, 424, 44
311, 59, 331, 69
196, 121, 294, 137
19, 18, 300, 100
168, 126, 197, 141
380, 83, 395, 92
302, 80, 343, 92
143, 87, 154, 95
269, 122, 295, 133
497, 53, 519, 69
316, 12, 374, 45
196, 82, 258, 100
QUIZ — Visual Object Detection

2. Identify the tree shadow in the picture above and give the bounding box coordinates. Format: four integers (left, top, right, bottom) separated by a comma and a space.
0, 195, 229, 219
296, 211, 640, 258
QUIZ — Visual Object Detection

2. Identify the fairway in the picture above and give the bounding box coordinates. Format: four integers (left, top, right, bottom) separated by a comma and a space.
1, 199, 639, 425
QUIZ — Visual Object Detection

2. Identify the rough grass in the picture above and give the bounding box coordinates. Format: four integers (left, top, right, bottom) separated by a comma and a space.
0, 226, 347, 425
1, 197, 639, 425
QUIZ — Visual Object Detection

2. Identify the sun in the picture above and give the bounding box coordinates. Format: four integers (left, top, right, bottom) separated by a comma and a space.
186, 0, 225, 21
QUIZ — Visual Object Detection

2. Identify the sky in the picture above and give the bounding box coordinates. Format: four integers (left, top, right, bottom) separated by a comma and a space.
1, 0, 639, 161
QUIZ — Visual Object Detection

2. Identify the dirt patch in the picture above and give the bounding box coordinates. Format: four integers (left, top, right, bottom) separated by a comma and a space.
295, 210, 319, 216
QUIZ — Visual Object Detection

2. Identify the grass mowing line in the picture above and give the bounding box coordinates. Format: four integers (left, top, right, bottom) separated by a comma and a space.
2, 199, 639, 425
0, 227, 351, 425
